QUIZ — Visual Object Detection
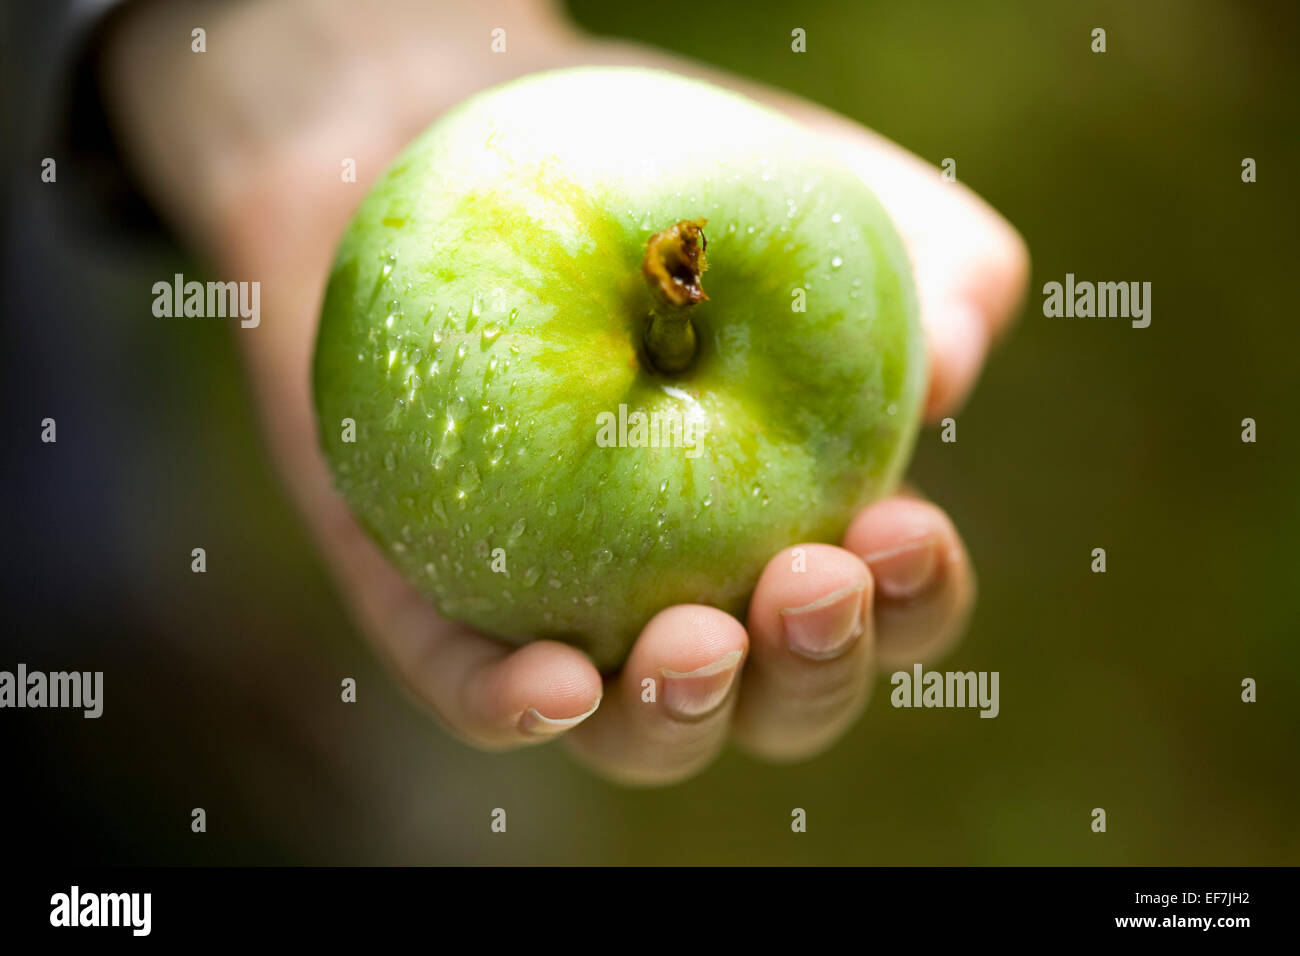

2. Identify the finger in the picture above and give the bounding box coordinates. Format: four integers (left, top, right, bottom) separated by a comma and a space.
412, 629, 606, 751
731, 544, 875, 762
920, 295, 990, 423
842, 496, 975, 668
566, 605, 748, 787
911, 205, 1028, 420
310, 491, 603, 751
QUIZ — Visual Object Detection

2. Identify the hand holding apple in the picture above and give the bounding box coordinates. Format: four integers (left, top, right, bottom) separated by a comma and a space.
101, 0, 1027, 784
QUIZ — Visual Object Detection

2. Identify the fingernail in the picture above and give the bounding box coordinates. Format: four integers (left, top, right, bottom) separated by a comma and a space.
780, 582, 866, 660
862, 535, 939, 600
661, 650, 743, 719
518, 695, 601, 737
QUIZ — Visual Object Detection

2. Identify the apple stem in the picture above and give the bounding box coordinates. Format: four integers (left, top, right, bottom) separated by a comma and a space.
642, 219, 707, 374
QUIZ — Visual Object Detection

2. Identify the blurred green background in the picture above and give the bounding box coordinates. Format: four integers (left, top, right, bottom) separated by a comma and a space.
6, 0, 1297, 864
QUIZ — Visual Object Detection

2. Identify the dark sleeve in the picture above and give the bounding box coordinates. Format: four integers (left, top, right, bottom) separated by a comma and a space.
11, 0, 170, 249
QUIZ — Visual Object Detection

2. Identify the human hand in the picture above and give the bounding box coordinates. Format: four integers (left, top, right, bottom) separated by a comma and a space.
102, 0, 1027, 784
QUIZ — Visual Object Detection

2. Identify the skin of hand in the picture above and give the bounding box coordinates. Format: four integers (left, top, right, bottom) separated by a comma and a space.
101, 0, 1028, 785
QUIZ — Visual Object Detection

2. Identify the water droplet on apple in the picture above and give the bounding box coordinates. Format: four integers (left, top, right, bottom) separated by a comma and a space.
383, 451, 397, 471
523, 566, 541, 587
480, 322, 501, 348
831, 256, 843, 269
595, 548, 613, 564
831, 213, 843, 224
466, 295, 482, 332
547, 578, 562, 589
702, 493, 713, 507
547, 502, 558, 517
457, 462, 481, 494
508, 517, 526, 540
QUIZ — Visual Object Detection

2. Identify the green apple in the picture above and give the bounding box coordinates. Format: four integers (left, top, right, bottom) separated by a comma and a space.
313, 67, 925, 671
